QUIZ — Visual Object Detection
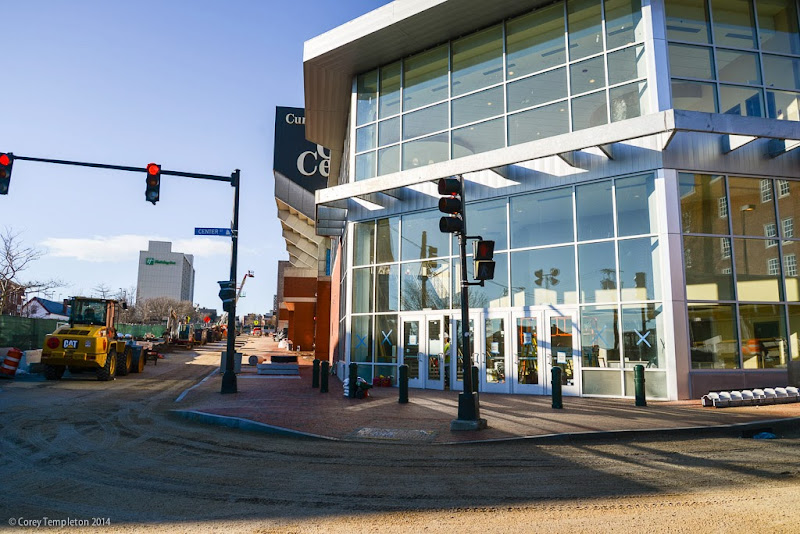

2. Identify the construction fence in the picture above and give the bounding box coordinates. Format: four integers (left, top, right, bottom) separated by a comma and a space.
0, 316, 166, 350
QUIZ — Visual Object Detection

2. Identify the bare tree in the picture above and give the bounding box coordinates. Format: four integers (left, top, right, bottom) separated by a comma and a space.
93, 283, 112, 299
0, 227, 63, 315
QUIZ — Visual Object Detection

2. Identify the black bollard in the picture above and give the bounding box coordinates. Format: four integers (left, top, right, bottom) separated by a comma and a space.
472, 365, 480, 400
398, 364, 409, 404
551, 366, 563, 409
320, 361, 329, 393
634, 364, 647, 407
312, 359, 320, 389
348, 362, 358, 398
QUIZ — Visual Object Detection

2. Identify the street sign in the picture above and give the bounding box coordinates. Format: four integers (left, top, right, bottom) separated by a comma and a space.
195, 227, 232, 237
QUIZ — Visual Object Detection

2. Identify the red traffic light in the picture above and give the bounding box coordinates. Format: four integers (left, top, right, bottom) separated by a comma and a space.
147, 163, 160, 175
0, 154, 10, 166
473, 240, 495, 260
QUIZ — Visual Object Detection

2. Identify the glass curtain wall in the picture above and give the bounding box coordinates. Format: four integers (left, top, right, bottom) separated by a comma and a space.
353, 0, 647, 181
666, 0, 800, 120
347, 173, 667, 396
680, 173, 800, 370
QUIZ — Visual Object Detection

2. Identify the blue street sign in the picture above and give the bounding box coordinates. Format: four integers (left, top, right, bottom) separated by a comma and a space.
195, 227, 232, 237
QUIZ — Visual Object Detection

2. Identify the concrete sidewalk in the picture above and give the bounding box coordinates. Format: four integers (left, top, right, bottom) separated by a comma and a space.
172, 336, 800, 445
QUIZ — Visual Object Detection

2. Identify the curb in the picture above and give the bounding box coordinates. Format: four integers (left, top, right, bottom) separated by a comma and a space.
440, 416, 800, 445
168, 409, 337, 441
168, 409, 800, 445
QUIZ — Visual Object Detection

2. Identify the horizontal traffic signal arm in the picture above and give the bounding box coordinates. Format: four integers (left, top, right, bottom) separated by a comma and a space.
4, 154, 235, 182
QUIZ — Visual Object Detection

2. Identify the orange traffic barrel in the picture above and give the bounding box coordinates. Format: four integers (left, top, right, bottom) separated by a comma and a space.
0, 348, 23, 378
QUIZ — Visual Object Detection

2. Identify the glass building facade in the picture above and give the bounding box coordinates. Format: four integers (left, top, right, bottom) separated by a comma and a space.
307, 0, 800, 399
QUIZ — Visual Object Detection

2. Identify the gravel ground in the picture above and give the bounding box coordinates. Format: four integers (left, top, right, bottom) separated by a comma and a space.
1, 342, 798, 533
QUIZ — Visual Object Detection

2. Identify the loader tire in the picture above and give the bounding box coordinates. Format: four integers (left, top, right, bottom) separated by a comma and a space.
97, 348, 117, 381
130, 347, 145, 374
116, 346, 132, 376
44, 364, 65, 380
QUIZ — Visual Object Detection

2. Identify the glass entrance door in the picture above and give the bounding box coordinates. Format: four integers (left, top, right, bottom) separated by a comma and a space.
481, 313, 510, 393
401, 315, 447, 390
544, 311, 580, 396
402, 318, 423, 388
512, 315, 544, 394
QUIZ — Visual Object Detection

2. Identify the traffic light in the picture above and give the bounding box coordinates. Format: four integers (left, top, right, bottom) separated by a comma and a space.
218, 280, 236, 312
438, 177, 463, 233
145, 163, 161, 204
473, 240, 495, 281
0, 153, 14, 195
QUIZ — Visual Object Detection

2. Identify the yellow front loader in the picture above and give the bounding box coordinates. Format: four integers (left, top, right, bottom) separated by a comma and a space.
41, 297, 144, 381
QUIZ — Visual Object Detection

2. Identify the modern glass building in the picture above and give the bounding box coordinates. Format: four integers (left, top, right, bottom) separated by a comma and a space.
303, 0, 800, 399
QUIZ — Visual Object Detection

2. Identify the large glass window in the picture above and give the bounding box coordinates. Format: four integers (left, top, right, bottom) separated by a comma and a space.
379, 62, 402, 119
578, 241, 618, 304
351, 316, 373, 362
576, 181, 614, 240
376, 217, 399, 264
354, 0, 649, 180
375, 264, 399, 312
357, 70, 378, 125
511, 188, 575, 248
506, 4, 566, 79
375, 315, 398, 363
683, 236, 735, 300
467, 199, 508, 250
734, 238, 783, 301
618, 238, 661, 301
353, 222, 375, 266
622, 304, 664, 368
401, 260, 450, 311
679, 173, 729, 235
568, 0, 604, 60
452, 118, 505, 159
508, 103, 570, 145
616, 173, 657, 236
403, 45, 449, 112
507, 68, 567, 112
668, 0, 800, 121
581, 306, 621, 368
605, 0, 644, 49
401, 211, 449, 261
451, 25, 503, 97
665, 0, 711, 44
711, 0, 756, 49
739, 304, 787, 368
757, 0, 800, 54
352, 267, 374, 313
511, 246, 577, 306
688, 303, 739, 368
453, 253, 510, 308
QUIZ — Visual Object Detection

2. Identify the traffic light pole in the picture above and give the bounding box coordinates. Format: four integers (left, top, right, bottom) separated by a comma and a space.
221, 170, 240, 394
452, 177, 486, 430
4, 152, 242, 394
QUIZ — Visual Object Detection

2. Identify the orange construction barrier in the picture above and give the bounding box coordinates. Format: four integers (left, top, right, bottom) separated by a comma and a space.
0, 348, 23, 378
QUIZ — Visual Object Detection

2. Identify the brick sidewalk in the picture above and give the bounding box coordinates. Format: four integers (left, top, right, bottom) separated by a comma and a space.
174, 336, 800, 444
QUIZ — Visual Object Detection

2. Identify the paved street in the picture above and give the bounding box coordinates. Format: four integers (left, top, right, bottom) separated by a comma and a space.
1, 340, 799, 533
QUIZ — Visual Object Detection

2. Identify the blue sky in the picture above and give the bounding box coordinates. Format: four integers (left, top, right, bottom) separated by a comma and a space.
0, 0, 390, 316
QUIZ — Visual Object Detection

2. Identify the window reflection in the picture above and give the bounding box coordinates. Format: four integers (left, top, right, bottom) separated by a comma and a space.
688, 303, 739, 368
506, 4, 566, 79
568, 0, 603, 60
739, 304, 787, 368
581, 306, 621, 368
579, 242, 618, 304
451, 25, 503, 97
401, 260, 450, 311
351, 316, 373, 363
511, 246, 577, 306
511, 188, 574, 248
622, 304, 664, 368
683, 236, 735, 300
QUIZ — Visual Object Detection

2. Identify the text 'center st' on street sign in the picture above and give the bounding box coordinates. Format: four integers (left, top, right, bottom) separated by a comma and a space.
195, 227, 232, 237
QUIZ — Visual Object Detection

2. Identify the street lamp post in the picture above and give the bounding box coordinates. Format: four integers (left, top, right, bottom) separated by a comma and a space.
740, 204, 755, 274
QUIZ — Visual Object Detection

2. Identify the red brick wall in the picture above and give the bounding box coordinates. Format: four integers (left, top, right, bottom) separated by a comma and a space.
315, 279, 331, 361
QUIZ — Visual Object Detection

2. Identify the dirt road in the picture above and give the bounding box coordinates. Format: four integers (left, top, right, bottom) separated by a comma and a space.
1, 344, 798, 533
